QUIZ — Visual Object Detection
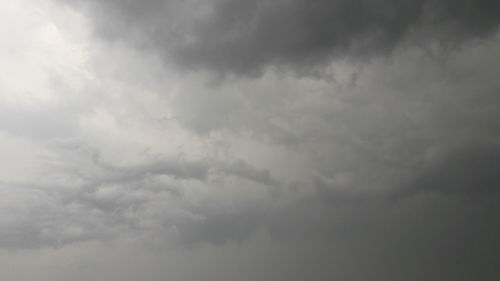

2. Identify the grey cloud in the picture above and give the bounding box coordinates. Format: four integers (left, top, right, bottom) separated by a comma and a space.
0, 138, 281, 249
408, 142, 500, 197
62, 0, 500, 75
159, 168, 500, 281
0, 181, 117, 249
265, 174, 499, 281
51, 140, 278, 187
0, 1, 499, 279
148, 38, 500, 265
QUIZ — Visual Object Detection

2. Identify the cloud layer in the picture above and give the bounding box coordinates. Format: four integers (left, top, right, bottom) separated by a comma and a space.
62, 0, 500, 75
0, 0, 498, 280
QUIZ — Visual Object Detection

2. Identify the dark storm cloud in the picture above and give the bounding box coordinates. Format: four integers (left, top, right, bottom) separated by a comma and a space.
167, 167, 500, 281
62, 0, 500, 75
407, 142, 500, 197
1, 1, 498, 280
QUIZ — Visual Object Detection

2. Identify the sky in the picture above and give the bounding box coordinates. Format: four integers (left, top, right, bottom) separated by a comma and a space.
0, 0, 499, 280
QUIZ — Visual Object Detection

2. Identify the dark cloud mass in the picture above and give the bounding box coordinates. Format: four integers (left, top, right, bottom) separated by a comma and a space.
0, 1, 499, 281
62, 0, 500, 75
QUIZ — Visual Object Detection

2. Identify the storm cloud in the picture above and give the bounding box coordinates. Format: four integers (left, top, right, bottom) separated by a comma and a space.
0, 0, 499, 280
61, 0, 500, 75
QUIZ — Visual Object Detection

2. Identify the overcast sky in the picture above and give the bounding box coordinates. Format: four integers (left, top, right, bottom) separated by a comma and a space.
0, 0, 499, 280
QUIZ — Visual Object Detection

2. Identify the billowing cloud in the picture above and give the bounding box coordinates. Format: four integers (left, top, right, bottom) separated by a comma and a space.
0, 0, 498, 280
61, 0, 500, 75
